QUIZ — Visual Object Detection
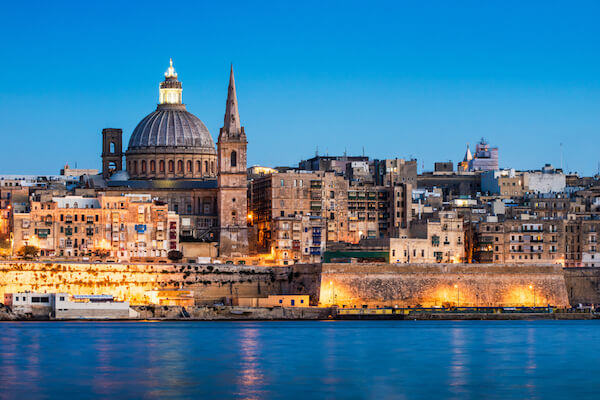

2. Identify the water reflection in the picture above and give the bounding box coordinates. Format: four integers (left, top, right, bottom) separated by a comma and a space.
236, 327, 265, 400
448, 326, 468, 396
0, 321, 599, 399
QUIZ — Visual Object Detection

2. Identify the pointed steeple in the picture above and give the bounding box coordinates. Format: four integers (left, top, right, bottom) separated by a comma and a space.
220, 64, 245, 140
463, 144, 473, 162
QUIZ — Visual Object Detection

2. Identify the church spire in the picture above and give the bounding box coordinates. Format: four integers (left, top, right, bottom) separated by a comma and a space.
220, 64, 244, 140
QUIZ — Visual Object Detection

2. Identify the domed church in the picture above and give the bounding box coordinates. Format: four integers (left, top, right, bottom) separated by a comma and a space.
125, 59, 217, 180
99, 61, 249, 257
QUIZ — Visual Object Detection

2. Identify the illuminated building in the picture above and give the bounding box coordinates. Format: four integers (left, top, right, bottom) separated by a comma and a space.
95, 61, 249, 255
12, 193, 179, 260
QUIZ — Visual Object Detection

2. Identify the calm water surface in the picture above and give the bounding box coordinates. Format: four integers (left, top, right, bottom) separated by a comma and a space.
0, 320, 599, 399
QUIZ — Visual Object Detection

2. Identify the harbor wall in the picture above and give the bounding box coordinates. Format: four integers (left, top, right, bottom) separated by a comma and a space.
563, 267, 600, 305
319, 263, 570, 308
0, 261, 583, 308
0, 262, 322, 305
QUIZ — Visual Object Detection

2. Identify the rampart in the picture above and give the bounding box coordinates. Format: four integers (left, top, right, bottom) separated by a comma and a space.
563, 267, 600, 305
0, 262, 322, 305
320, 263, 570, 307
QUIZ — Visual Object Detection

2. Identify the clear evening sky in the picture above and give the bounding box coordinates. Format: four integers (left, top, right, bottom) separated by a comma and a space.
1, 1, 599, 175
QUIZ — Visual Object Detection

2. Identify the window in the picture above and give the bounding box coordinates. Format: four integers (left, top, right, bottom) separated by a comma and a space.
141, 160, 147, 173
196, 161, 201, 172
211, 161, 215, 173
160, 160, 165, 173
133, 160, 138, 174
177, 160, 183, 172
187, 160, 192, 172
110, 142, 116, 153
168, 160, 174, 172
150, 160, 156, 173
231, 151, 237, 167
205, 160, 209, 173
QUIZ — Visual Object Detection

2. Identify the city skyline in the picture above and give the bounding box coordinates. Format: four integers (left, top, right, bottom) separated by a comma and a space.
1, 1, 600, 175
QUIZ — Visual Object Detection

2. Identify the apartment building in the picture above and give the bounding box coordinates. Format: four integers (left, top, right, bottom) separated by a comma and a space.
389, 211, 465, 263
12, 193, 179, 260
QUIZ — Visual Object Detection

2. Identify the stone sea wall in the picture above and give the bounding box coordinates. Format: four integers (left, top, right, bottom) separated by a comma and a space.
320, 263, 570, 308
0, 261, 578, 308
0, 262, 322, 305
563, 267, 600, 305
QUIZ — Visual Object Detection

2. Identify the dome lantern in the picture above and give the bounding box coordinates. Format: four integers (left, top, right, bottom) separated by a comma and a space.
159, 58, 183, 105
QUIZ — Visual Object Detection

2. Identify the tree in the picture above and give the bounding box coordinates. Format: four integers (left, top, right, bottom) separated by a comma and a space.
167, 250, 183, 262
17, 245, 39, 259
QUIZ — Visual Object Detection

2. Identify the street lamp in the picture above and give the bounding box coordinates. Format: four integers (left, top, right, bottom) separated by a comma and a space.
454, 284, 460, 307
529, 285, 535, 307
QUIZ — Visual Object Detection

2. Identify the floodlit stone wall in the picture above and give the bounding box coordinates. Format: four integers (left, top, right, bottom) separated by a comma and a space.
319, 263, 570, 308
0, 262, 321, 305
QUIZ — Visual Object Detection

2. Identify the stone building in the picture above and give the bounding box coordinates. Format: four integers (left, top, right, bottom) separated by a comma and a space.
249, 170, 350, 253
122, 59, 217, 180
389, 211, 465, 263
96, 61, 249, 256
12, 194, 179, 260
270, 215, 325, 264
475, 216, 565, 264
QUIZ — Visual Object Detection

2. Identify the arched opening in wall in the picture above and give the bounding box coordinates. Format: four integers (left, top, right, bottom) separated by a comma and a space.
231, 151, 237, 167
133, 160, 138, 174
127, 161, 131, 172
187, 160, 192, 173
168, 160, 174, 173
159, 160, 165, 173
141, 160, 147, 173
150, 160, 156, 173
211, 161, 215, 174
110, 142, 116, 153
108, 161, 117, 173
205, 160, 209, 174
177, 160, 183, 173
196, 161, 201, 173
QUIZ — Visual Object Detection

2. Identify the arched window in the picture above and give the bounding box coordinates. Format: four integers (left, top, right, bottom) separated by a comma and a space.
150, 160, 156, 173
177, 160, 183, 173
196, 161, 201, 172
231, 151, 237, 167
110, 142, 116, 153
168, 160, 174, 173
141, 160, 147, 173
205, 160, 209, 173
133, 160, 138, 174
211, 161, 215, 174
159, 160, 165, 173
186, 160, 192, 173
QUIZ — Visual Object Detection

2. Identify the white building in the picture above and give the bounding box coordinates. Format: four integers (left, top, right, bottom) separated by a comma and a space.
524, 164, 566, 194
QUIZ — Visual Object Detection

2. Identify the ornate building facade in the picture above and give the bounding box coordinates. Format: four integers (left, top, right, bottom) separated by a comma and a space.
99, 60, 249, 256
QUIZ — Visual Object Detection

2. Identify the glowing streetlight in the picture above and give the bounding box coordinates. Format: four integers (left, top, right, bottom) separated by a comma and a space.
529, 284, 536, 307
454, 284, 460, 307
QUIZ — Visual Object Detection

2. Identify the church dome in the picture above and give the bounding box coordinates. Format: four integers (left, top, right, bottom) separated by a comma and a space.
127, 104, 215, 152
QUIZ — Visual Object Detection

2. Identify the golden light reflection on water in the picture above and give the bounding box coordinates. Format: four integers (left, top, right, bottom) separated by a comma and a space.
236, 328, 265, 400
449, 327, 467, 393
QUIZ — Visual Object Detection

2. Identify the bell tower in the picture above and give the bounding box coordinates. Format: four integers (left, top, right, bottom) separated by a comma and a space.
217, 65, 248, 257
102, 128, 123, 178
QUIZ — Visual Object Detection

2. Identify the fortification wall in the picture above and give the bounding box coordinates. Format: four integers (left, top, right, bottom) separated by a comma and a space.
563, 267, 600, 305
0, 262, 322, 305
319, 263, 570, 308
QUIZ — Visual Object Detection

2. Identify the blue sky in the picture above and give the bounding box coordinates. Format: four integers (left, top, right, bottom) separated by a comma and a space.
1, 1, 599, 175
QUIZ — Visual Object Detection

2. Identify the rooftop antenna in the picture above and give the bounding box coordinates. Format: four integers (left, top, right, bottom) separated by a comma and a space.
560, 143, 563, 170
362, 146, 365, 157
315, 146, 319, 157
